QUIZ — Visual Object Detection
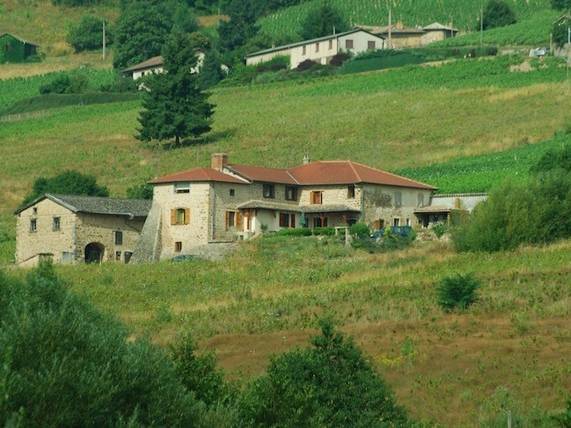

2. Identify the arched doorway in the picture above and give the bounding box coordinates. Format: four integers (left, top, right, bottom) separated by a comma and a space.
85, 243, 105, 264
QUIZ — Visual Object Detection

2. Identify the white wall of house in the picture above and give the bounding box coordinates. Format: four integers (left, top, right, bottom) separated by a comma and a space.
246, 31, 385, 69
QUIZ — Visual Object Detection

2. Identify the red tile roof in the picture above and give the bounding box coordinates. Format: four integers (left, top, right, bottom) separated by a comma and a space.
150, 168, 247, 184
227, 164, 297, 184
152, 161, 436, 190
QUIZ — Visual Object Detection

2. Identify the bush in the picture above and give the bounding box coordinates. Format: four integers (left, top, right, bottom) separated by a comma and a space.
67, 15, 111, 53
39, 73, 88, 95
99, 74, 138, 93
312, 227, 336, 236
350, 222, 370, 239
553, 17, 571, 48
0, 263, 205, 426
22, 170, 109, 206
296, 59, 319, 71
255, 55, 290, 73
551, 0, 571, 10
329, 51, 351, 66
432, 222, 448, 238
126, 183, 153, 200
238, 319, 409, 427
437, 273, 480, 311
482, 0, 517, 30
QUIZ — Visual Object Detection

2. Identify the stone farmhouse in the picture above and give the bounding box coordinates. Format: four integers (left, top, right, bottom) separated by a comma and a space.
15, 194, 151, 267
356, 22, 458, 48
122, 53, 206, 80
245, 29, 386, 69
132, 154, 436, 262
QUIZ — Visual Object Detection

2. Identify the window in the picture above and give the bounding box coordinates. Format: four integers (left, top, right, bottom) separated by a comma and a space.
52, 217, 61, 231
175, 241, 182, 253
114, 230, 123, 246
33, 207, 38, 215
394, 191, 402, 208
347, 184, 355, 199
417, 193, 425, 207
367, 41, 376, 50
345, 39, 354, 49
124, 252, 133, 264
115, 251, 122, 261
285, 186, 298, 201
30, 219, 37, 232
263, 184, 275, 199
226, 211, 236, 228
302, 45, 306, 55
329, 39, 333, 50
311, 191, 323, 205
174, 182, 190, 194
406, 218, 411, 226
313, 217, 328, 227
393, 218, 400, 227
171, 208, 190, 225
279, 213, 295, 228
229, 189, 235, 197
315, 42, 320, 52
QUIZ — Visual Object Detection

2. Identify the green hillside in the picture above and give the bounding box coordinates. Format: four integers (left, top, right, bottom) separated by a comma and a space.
259, 0, 552, 41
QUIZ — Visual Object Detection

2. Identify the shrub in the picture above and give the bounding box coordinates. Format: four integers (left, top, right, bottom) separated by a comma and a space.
551, 0, 571, 11
39, 73, 88, 95
126, 183, 153, 200
312, 227, 336, 236
329, 51, 351, 66
553, 16, 571, 48
296, 59, 319, 71
0, 263, 205, 426
170, 333, 233, 406
350, 222, 370, 239
22, 170, 109, 206
482, 0, 517, 30
437, 273, 480, 311
67, 15, 111, 53
255, 55, 290, 73
432, 222, 448, 238
272, 228, 312, 237
238, 319, 409, 427
99, 74, 138, 93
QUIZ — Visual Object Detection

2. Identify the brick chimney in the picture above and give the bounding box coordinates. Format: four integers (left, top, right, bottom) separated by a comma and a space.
303, 154, 311, 165
211, 153, 228, 171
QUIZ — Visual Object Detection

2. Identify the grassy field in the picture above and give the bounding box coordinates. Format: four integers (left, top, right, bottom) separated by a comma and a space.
0, 55, 569, 216
400, 132, 571, 193
434, 10, 559, 48
11, 235, 562, 425
259, 0, 551, 41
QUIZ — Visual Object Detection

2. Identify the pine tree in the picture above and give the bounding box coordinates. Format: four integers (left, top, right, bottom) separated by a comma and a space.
300, 3, 349, 40
481, 0, 517, 30
137, 32, 214, 146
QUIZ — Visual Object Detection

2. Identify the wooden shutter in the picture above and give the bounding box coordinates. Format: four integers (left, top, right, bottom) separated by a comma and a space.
290, 214, 295, 228
236, 212, 243, 229
170, 209, 177, 225
225, 211, 229, 231
184, 208, 190, 225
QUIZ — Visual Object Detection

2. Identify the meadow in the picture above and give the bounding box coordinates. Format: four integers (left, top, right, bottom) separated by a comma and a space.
13, 235, 563, 426
259, 0, 551, 41
400, 132, 571, 193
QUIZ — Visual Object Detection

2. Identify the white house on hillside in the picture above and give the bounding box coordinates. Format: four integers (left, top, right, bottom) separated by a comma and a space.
122, 52, 206, 80
246, 29, 385, 69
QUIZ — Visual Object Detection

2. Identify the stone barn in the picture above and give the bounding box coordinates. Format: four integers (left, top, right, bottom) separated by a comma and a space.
15, 194, 151, 267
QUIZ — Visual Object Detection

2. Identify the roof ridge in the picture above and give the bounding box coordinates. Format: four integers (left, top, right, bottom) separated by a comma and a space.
347, 160, 362, 182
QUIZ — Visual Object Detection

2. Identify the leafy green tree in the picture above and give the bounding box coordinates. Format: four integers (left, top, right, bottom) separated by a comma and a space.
22, 171, 109, 206
199, 50, 225, 88
551, 0, 571, 11
300, 3, 349, 40
126, 183, 154, 200
239, 319, 409, 427
553, 16, 571, 47
67, 15, 111, 52
481, 0, 517, 30
218, 0, 260, 55
0, 263, 205, 426
113, 1, 172, 69
137, 32, 215, 145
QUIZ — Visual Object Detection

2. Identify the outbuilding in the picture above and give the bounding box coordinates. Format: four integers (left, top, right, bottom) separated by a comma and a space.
0, 33, 38, 63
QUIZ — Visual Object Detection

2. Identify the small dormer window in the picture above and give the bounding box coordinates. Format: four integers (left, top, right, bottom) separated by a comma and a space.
33, 207, 38, 215
174, 183, 190, 194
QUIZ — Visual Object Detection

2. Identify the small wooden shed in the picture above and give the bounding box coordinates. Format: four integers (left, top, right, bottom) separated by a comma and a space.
0, 33, 39, 63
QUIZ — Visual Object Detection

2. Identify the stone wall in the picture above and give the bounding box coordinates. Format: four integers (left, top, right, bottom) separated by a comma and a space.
16, 198, 77, 266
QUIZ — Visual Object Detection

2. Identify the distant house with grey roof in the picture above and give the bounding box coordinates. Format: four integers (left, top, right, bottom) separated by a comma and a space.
355, 22, 458, 48
15, 194, 151, 267
245, 29, 386, 69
